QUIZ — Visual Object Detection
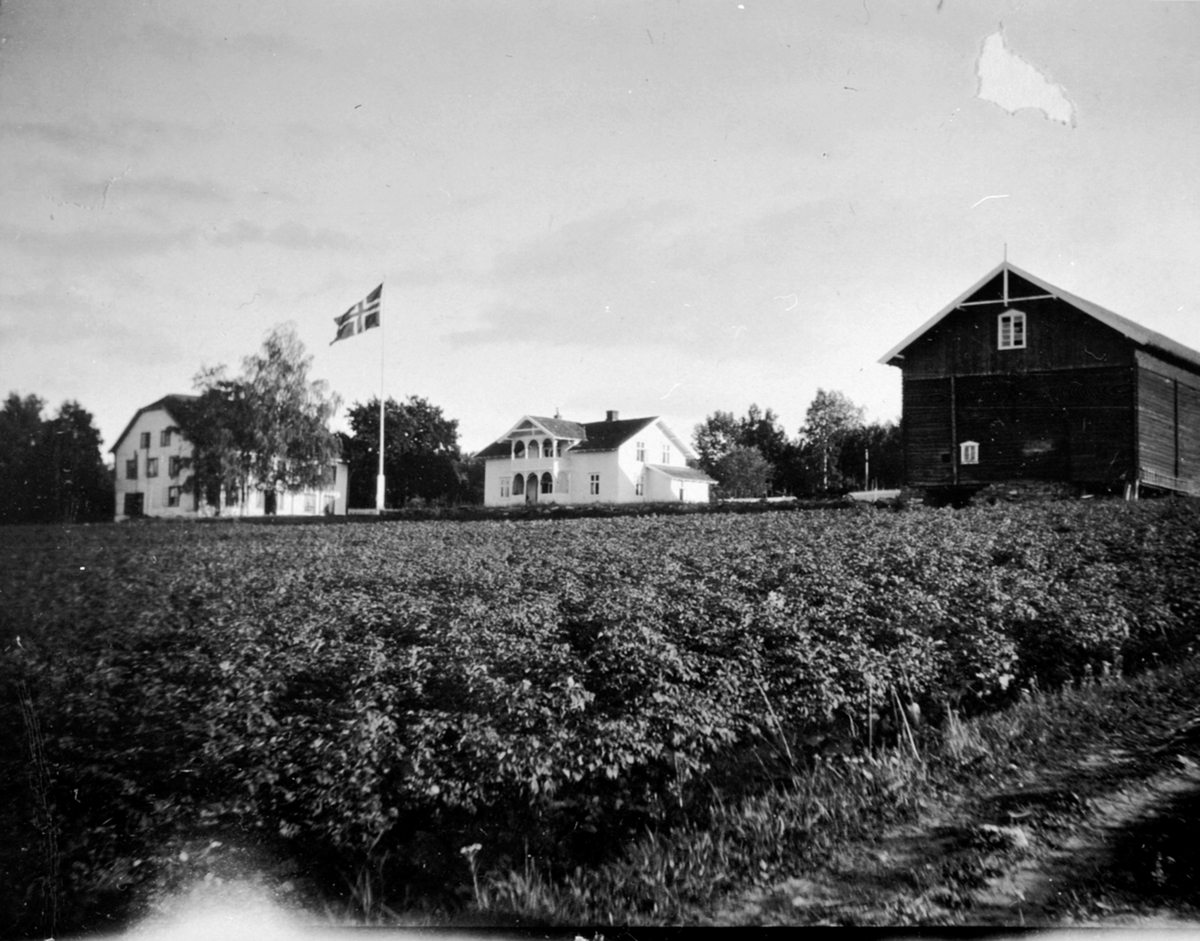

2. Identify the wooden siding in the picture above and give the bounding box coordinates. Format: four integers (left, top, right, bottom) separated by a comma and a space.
1181, 383, 1200, 487
901, 377, 953, 486
899, 293, 1133, 378
902, 368, 1135, 487
1136, 354, 1200, 489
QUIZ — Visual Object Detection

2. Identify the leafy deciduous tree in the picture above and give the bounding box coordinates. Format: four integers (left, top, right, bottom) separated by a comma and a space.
798, 389, 865, 492
0, 393, 112, 523
712, 445, 773, 498
176, 324, 342, 513
838, 420, 903, 491
692, 410, 740, 477
694, 404, 795, 495
344, 395, 464, 507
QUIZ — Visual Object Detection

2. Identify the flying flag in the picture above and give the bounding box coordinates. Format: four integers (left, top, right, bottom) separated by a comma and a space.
331, 284, 382, 345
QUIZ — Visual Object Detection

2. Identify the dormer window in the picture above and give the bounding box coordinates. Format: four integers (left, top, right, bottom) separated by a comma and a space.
998, 310, 1026, 350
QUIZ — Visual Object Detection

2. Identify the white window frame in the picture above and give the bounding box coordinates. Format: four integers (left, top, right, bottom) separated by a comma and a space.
635, 473, 644, 496
998, 310, 1026, 350
636, 441, 645, 462
662, 444, 671, 463
960, 440, 980, 465
500, 477, 511, 498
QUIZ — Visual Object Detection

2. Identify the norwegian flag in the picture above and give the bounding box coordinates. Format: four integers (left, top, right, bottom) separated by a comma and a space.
331, 284, 382, 345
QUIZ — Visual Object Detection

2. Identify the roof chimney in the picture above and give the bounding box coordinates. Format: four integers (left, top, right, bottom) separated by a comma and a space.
606, 410, 619, 422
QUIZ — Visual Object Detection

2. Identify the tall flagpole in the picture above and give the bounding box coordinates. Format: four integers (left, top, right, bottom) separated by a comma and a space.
376, 281, 386, 513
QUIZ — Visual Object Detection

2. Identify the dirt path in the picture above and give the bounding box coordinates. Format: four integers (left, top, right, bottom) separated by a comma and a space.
710, 676, 1200, 927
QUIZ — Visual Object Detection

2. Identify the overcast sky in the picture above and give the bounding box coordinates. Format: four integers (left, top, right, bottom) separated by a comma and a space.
2, 0, 1198, 457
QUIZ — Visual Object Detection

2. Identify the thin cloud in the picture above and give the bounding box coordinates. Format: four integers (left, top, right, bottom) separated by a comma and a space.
451, 201, 809, 353
206, 220, 357, 251
49, 171, 231, 212
0, 117, 182, 157
0, 284, 183, 363
139, 19, 320, 62
0, 221, 200, 258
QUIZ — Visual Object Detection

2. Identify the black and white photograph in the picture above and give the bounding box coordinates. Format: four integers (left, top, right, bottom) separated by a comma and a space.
2, 0, 1200, 936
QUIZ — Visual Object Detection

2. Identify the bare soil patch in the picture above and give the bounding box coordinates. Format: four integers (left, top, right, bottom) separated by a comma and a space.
710, 662, 1200, 927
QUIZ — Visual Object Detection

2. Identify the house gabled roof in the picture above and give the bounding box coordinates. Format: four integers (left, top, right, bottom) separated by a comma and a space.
476, 415, 588, 459
572, 416, 658, 453
109, 394, 198, 453
879, 261, 1200, 372
645, 463, 716, 483
478, 414, 700, 461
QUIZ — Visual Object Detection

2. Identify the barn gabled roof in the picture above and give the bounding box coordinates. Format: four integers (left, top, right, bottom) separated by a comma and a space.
879, 261, 1200, 372
109, 394, 198, 453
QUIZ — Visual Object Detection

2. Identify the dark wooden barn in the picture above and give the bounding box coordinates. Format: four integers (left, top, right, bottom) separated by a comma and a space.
879, 261, 1200, 497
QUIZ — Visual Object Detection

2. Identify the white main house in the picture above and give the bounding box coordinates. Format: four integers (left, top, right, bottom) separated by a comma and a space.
479, 411, 715, 507
111, 395, 349, 521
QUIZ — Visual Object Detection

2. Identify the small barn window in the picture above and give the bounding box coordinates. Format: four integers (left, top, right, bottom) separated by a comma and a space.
960, 441, 980, 465
998, 311, 1026, 350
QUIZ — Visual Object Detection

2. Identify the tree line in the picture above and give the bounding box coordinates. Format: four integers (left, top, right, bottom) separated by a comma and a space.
0, 325, 482, 523
166, 325, 481, 512
0, 394, 113, 523
1, 323, 897, 521
692, 391, 902, 498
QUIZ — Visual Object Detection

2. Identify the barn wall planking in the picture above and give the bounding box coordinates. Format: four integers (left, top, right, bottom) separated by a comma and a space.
1181, 383, 1200, 486
902, 369, 1136, 487
1137, 368, 1177, 478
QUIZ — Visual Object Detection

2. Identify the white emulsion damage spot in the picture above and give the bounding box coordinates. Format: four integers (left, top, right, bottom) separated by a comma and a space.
976, 28, 1076, 127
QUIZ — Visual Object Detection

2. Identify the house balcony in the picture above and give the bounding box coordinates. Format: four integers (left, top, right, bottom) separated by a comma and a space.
504, 456, 564, 472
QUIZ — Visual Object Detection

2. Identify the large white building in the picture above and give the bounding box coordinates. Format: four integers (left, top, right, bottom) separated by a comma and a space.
478, 411, 714, 507
110, 395, 349, 521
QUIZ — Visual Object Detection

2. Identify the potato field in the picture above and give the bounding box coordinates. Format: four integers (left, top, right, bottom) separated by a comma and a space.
3, 499, 1199, 933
